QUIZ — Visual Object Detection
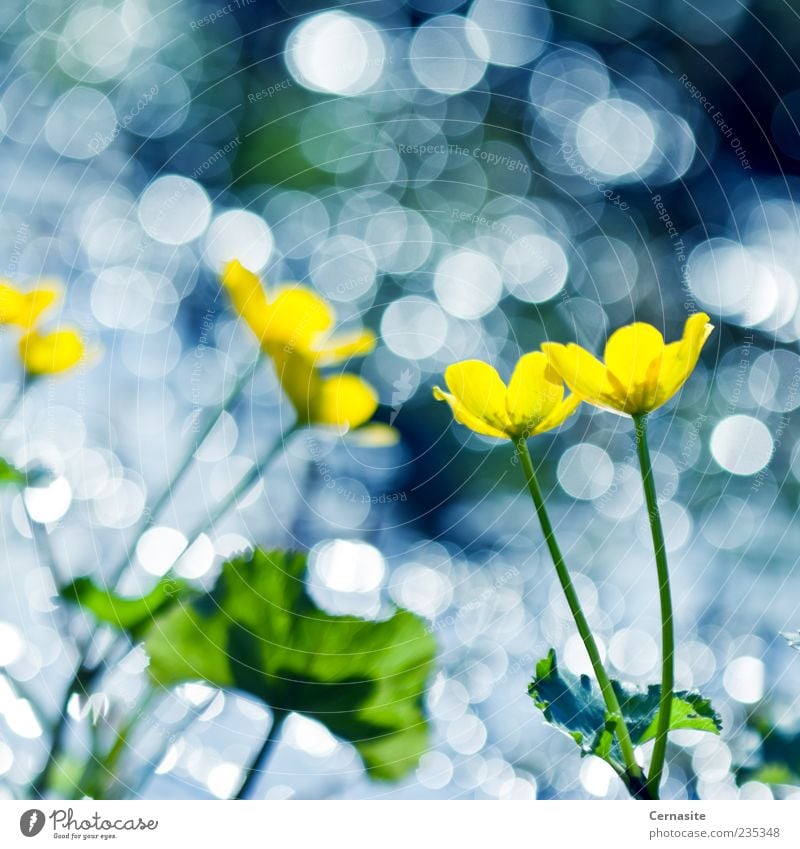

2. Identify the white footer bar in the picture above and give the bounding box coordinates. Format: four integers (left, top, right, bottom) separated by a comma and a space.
2, 800, 797, 847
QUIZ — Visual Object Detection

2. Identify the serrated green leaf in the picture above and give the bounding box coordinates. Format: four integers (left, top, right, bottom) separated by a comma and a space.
638, 690, 720, 743
143, 549, 436, 781
528, 649, 722, 773
61, 576, 190, 638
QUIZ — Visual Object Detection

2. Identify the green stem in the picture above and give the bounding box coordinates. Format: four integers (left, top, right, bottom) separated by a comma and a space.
29, 661, 93, 798
183, 423, 299, 542
235, 710, 287, 800
30, 360, 263, 799
78, 689, 159, 799
516, 438, 646, 794
633, 413, 674, 799
129, 688, 215, 797
29, 423, 296, 799
0, 379, 27, 429
107, 355, 263, 585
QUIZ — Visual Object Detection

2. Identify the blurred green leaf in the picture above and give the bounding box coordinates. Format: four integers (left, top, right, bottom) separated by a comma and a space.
737, 717, 800, 786
61, 576, 190, 638
234, 88, 336, 190
143, 549, 436, 781
0, 457, 52, 487
528, 650, 722, 773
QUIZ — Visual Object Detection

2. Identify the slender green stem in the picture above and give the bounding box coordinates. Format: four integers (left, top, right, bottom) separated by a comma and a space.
184, 423, 299, 542
235, 710, 287, 800
77, 689, 159, 799
29, 423, 297, 799
29, 661, 93, 798
633, 413, 674, 798
0, 379, 27, 429
129, 688, 216, 797
516, 438, 646, 794
107, 355, 264, 585
30, 358, 282, 800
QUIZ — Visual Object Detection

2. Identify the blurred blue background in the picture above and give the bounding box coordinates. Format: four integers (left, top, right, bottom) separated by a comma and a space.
1, 0, 800, 801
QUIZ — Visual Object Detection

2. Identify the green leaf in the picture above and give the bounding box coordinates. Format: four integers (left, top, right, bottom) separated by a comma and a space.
0, 457, 52, 487
61, 576, 190, 638
737, 717, 800, 786
143, 549, 436, 781
528, 649, 722, 774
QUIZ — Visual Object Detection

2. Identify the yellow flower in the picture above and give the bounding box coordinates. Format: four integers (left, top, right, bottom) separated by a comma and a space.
220, 259, 271, 340
541, 313, 713, 415
221, 261, 378, 431
0, 281, 59, 329
433, 352, 580, 440
19, 329, 84, 375
272, 348, 377, 430
221, 260, 375, 364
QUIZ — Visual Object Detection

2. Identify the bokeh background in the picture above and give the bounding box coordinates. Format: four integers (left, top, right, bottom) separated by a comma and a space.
1, 0, 800, 801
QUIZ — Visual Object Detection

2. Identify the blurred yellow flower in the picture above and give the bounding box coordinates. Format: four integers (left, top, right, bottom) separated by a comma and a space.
0, 281, 59, 329
433, 352, 580, 440
19, 328, 84, 375
347, 423, 402, 447
272, 348, 377, 430
222, 260, 378, 430
221, 260, 375, 363
542, 313, 713, 415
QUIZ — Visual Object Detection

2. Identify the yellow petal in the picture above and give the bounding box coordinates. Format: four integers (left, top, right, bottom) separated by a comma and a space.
311, 373, 378, 430
270, 349, 320, 421
19, 329, 84, 375
506, 351, 564, 435
19, 288, 59, 328
604, 322, 665, 411
433, 386, 510, 439
314, 328, 376, 366
652, 312, 713, 409
220, 260, 271, 341
542, 342, 621, 410
347, 423, 401, 447
263, 287, 334, 355
530, 392, 582, 435
0, 283, 59, 328
443, 360, 512, 436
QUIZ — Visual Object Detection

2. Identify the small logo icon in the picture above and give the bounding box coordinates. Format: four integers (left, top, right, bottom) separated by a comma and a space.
20, 809, 45, 837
